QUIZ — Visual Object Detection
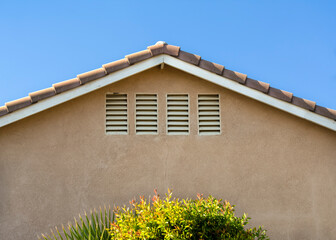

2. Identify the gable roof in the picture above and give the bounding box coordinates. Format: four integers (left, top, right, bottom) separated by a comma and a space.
0, 41, 335, 131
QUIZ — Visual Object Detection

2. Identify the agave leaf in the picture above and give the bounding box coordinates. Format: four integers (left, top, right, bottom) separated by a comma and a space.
68, 223, 77, 240
62, 225, 73, 240
94, 209, 101, 234
39, 206, 113, 240
74, 217, 84, 234
100, 228, 107, 240
108, 205, 112, 226
59, 225, 67, 240
79, 214, 89, 237
40, 233, 51, 240
49, 229, 57, 240
90, 210, 96, 234
88, 213, 96, 237
104, 206, 108, 229
68, 227, 78, 240
100, 207, 104, 231
68, 229, 79, 240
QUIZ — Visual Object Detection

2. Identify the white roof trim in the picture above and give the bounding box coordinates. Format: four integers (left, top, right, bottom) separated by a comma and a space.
0, 54, 335, 131
0, 55, 164, 128
163, 55, 336, 131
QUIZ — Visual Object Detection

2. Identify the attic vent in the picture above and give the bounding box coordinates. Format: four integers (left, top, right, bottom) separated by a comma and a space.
167, 94, 189, 135
105, 93, 128, 134
135, 94, 158, 134
198, 94, 220, 135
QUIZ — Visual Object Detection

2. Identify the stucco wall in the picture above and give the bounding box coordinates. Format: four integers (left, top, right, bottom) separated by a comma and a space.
0, 66, 335, 240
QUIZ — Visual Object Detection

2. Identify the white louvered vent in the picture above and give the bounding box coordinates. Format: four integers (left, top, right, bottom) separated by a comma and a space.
106, 93, 128, 134
167, 94, 189, 135
198, 94, 220, 135
135, 94, 158, 134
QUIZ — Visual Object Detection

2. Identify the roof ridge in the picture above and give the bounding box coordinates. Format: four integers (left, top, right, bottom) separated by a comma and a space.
0, 42, 335, 122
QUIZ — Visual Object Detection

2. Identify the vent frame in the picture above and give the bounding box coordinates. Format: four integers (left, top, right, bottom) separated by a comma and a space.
105, 93, 128, 135
135, 93, 159, 135
166, 93, 190, 135
197, 93, 221, 135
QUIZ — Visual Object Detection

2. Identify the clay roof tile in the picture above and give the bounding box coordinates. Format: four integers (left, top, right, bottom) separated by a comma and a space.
292, 96, 316, 111
126, 50, 152, 65
29, 87, 56, 103
103, 59, 130, 74
199, 59, 224, 75
6, 96, 32, 112
148, 43, 180, 57
148, 43, 165, 56
177, 50, 201, 65
315, 105, 336, 120
268, 87, 293, 102
0, 106, 8, 116
163, 44, 180, 56
245, 78, 270, 93
223, 69, 247, 84
77, 68, 106, 84
53, 78, 81, 94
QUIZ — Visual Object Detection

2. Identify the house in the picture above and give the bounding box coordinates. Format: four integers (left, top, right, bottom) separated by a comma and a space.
0, 41, 335, 240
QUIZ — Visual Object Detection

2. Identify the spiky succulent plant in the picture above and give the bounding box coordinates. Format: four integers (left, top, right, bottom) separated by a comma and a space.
39, 206, 114, 240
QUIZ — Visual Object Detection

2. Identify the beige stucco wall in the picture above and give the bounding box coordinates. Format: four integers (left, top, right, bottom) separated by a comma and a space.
0, 66, 335, 240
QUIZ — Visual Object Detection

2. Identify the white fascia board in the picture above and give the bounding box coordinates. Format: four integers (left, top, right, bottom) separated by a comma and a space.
1, 54, 335, 131
163, 55, 336, 131
0, 55, 164, 128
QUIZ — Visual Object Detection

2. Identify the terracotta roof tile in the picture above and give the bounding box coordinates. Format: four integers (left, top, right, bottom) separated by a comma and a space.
245, 78, 270, 93
268, 87, 293, 102
292, 96, 316, 111
53, 78, 81, 94
223, 69, 247, 84
177, 50, 201, 65
199, 59, 224, 75
0, 106, 8, 116
315, 105, 336, 120
103, 59, 130, 74
148, 43, 165, 56
29, 87, 56, 103
148, 43, 180, 57
77, 68, 106, 84
6, 96, 32, 112
126, 50, 152, 64
163, 44, 180, 56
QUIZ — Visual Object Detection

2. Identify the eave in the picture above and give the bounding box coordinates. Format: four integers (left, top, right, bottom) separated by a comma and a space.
0, 42, 335, 131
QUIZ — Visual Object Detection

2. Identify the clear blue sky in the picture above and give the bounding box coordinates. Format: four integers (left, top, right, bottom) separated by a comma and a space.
1, 0, 335, 109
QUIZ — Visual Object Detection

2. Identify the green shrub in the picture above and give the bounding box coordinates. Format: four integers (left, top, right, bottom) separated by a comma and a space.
110, 190, 269, 240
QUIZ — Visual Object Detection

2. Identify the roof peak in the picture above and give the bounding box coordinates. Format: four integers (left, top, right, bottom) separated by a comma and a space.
155, 41, 167, 45
0, 43, 335, 131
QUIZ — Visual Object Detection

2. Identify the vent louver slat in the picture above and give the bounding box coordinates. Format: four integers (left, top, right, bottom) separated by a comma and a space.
136, 94, 158, 134
106, 93, 128, 134
198, 94, 220, 135
167, 94, 189, 135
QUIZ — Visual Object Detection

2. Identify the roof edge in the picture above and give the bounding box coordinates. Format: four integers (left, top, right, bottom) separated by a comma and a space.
0, 42, 335, 131
163, 55, 336, 131
0, 55, 164, 128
